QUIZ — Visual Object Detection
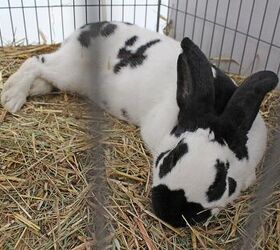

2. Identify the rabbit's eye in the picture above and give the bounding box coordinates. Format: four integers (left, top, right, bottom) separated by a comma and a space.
158, 140, 188, 178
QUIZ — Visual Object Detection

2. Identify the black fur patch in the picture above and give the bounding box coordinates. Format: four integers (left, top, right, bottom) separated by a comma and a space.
152, 184, 211, 227
125, 35, 138, 46
155, 150, 170, 167
158, 140, 188, 178
228, 177, 237, 196
41, 57, 45, 63
207, 159, 229, 202
114, 38, 161, 73
78, 22, 117, 47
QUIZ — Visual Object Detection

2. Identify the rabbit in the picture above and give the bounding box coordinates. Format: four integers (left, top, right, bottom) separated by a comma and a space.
1, 21, 278, 227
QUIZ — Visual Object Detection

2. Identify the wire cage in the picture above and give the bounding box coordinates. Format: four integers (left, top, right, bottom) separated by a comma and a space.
0, 1, 280, 249
0, 0, 280, 79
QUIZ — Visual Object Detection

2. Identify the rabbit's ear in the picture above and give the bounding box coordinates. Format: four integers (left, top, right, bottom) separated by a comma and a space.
219, 71, 278, 156
176, 38, 215, 131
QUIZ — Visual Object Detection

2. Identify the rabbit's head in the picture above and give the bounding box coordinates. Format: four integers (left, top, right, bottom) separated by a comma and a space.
151, 38, 278, 227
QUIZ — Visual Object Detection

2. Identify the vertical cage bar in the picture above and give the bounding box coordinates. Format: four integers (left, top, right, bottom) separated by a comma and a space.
156, 0, 162, 32
7, 0, 15, 44
251, 0, 269, 73
145, 0, 148, 28
173, 0, 179, 39
122, 0, 125, 22
182, 0, 189, 37
85, 0, 88, 24
99, 0, 101, 21
277, 61, 280, 75
60, 0, 65, 40
228, 0, 243, 72
133, 0, 136, 24
208, 0, 220, 58
34, 0, 41, 44
238, 0, 256, 74
200, 0, 208, 48
21, 0, 28, 45
73, 0, 76, 29
0, 28, 3, 47
264, 5, 280, 70
217, 0, 231, 67
111, 0, 113, 21
191, 0, 198, 40
47, 0, 53, 44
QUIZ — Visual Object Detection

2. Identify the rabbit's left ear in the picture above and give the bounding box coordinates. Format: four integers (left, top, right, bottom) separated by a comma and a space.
176, 38, 215, 132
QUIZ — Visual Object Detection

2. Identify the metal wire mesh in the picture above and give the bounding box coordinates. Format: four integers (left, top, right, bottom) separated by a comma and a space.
1, 0, 279, 77
164, 0, 280, 77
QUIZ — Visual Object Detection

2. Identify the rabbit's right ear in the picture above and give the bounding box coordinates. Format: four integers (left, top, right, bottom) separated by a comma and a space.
176, 38, 215, 132
219, 70, 278, 159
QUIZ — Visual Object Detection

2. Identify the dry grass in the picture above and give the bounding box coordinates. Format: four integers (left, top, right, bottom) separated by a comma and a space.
0, 45, 279, 249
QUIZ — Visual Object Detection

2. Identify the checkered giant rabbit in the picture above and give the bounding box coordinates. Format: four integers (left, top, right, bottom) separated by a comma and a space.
1, 22, 278, 227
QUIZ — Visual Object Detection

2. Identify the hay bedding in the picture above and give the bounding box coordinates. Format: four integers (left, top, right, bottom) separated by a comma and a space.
0, 45, 279, 250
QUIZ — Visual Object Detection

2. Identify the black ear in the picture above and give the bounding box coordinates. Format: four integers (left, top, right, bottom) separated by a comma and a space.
211, 65, 237, 115
176, 38, 215, 132
221, 71, 278, 131
219, 71, 278, 157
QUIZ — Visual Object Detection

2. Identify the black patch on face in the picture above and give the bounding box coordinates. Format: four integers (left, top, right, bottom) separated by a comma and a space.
78, 22, 117, 47
158, 140, 188, 178
228, 177, 237, 196
207, 159, 229, 202
155, 150, 170, 167
114, 38, 161, 74
152, 184, 211, 227
121, 108, 129, 119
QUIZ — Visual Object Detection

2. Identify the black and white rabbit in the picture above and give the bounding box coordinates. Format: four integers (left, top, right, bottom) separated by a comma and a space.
1, 22, 278, 227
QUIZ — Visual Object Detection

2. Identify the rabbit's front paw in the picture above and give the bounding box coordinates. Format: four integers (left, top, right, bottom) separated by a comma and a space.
1, 73, 31, 113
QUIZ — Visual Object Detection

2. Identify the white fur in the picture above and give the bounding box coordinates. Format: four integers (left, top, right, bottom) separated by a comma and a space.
1, 22, 267, 218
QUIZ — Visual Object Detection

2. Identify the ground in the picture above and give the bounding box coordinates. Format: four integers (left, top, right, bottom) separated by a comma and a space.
0, 45, 279, 249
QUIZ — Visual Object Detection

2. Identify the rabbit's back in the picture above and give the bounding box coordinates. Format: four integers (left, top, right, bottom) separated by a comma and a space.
63, 22, 182, 125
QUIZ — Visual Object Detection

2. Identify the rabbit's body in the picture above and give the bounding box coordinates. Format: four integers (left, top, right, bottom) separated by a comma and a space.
1, 22, 277, 227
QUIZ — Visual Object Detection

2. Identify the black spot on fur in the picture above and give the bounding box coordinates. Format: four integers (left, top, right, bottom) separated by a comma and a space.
78, 22, 117, 47
158, 140, 188, 178
114, 38, 161, 73
41, 57, 45, 63
155, 150, 170, 167
125, 35, 138, 46
207, 159, 229, 202
121, 108, 129, 119
100, 23, 117, 37
228, 177, 237, 196
152, 184, 211, 227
